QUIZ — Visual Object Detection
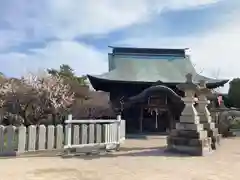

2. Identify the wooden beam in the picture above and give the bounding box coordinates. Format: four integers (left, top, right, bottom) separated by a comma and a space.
139, 107, 143, 133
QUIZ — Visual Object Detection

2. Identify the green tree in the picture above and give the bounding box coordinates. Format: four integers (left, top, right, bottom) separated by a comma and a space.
222, 95, 233, 108
228, 78, 240, 108
47, 64, 89, 101
47, 64, 87, 85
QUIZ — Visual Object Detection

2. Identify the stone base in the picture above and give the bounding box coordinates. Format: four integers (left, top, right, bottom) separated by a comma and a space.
167, 135, 212, 156
211, 133, 222, 150
176, 122, 203, 131
203, 127, 221, 150
170, 129, 207, 139
166, 144, 212, 156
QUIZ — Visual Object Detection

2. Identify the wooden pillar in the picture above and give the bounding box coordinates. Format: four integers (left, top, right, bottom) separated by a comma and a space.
139, 107, 143, 133
168, 111, 174, 131
155, 109, 158, 129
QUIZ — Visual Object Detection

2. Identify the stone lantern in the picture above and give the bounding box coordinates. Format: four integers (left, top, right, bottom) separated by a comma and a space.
166, 73, 212, 156
196, 80, 221, 149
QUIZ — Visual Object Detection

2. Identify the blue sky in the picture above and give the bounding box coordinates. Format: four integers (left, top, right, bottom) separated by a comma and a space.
0, 0, 239, 91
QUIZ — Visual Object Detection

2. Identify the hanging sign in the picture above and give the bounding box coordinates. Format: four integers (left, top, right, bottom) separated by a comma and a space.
147, 95, 167, 106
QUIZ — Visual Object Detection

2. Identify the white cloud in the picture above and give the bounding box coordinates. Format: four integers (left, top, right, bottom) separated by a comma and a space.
0, 41, 108, 77
0, 30, 25, 51
1, 0, 220, 41
160, 0, 219, 10
189, 23, 240, 78
46, 0, 220, 39
1, 0, 151, 40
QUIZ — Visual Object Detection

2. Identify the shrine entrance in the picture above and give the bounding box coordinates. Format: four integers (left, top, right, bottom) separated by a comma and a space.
137, 94, 175, 133
123, 85, 183, 134
141, 108, 171, 132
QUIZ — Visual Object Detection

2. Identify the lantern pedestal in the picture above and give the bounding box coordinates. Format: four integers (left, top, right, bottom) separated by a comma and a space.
166, 74, 212, 156
196, 80, 221, 150
167, 104, 212, 156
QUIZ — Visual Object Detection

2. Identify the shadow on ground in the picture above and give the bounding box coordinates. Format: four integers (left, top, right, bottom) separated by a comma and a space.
0, 146, 190, 160
126, 133, 168, 140
62, 146, 192, 160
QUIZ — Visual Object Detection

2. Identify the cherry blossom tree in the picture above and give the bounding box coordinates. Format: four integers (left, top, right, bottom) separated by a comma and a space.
23, 71, 74, 109
0, 78, 26, 125
0, 71, 75, 125
22, 71, 75, 124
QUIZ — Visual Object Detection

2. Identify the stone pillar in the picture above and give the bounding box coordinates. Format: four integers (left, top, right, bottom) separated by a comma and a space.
166, 73, 212, 156
196, 80, 221, 149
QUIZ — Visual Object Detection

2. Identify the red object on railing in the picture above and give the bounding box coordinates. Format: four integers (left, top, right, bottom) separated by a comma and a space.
217, 96, 223, 105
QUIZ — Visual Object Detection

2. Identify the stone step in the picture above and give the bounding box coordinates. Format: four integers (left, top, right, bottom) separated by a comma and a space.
166, 144, 212, 156
202, 122, 216, 129
167, 136, 211, 147
179, 116, 200, 123
176, 122, 203, 131
170, 129, 208, 139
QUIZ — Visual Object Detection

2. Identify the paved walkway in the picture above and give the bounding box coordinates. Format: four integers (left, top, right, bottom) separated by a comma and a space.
1, 136, 240, 180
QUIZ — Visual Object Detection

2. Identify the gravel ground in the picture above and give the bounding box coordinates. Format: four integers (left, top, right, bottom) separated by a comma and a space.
1, 136, 240, 180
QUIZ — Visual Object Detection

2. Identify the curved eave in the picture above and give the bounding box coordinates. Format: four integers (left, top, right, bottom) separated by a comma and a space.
87, 75, 153, 91
206, 79, 229, 89
87, 75, 229, 91
128, 85, 183, 104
